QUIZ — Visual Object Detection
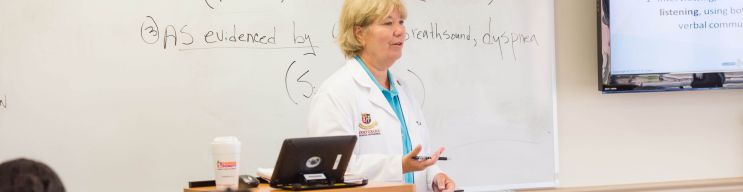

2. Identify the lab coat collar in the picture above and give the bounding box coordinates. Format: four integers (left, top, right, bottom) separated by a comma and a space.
348, 59, 398, 119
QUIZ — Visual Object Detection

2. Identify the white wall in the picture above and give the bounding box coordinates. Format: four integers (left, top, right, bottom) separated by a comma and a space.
555, 0, 743, 187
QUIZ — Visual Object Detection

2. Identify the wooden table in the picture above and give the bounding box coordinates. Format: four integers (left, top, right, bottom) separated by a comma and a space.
184, 182, 413, 192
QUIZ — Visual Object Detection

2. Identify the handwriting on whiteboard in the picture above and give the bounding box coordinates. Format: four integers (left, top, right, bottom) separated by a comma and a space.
142, 4, 539, 61
404, 18, 539, 61
418, 0, 497, 5
285, 60, 316, 105
0, 94, 6, 109
207, 0, 497, 9
141, 1, 540, 105
205, 0, 296, 10
140, 17, 318, 56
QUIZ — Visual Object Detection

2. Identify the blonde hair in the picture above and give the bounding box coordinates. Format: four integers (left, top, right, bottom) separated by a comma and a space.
338, 0, 407, 58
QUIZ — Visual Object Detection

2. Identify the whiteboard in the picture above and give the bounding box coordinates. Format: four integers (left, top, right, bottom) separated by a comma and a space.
0, 0, 556, 191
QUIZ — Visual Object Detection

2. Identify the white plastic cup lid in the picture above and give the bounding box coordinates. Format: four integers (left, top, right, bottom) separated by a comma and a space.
212, 136, 241, 154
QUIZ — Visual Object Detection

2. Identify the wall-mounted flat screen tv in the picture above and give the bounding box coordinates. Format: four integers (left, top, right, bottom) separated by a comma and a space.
598, 0, 743, 93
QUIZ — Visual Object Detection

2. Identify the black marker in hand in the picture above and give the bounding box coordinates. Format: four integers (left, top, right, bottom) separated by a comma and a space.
413, 156, 448, 161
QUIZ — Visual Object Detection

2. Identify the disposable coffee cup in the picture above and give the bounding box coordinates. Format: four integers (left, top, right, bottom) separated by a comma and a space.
212, 136, 241, 190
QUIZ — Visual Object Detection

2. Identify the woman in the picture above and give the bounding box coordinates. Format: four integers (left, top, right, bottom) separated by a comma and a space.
307, 0, 456, 191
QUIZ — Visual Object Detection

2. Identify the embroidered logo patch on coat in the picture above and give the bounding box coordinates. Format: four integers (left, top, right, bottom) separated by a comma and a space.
358, 113, 380, 136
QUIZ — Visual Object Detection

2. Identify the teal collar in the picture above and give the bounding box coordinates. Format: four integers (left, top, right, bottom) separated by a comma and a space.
354, 55, 397, 93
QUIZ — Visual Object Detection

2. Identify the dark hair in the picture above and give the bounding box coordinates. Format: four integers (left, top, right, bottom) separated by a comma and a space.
602, 0, 610, 25
0, 158, 65, 192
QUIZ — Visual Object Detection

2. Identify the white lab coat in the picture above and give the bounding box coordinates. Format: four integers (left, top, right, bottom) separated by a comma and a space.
307, 59, 443, 192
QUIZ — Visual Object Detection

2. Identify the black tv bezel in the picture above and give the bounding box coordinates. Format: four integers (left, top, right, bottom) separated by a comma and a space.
596, 0, 743, 93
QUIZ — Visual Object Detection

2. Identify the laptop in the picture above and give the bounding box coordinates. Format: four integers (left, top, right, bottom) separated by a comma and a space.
269, 135, 367, 190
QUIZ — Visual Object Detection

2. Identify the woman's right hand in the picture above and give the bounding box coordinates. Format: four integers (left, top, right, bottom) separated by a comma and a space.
402, 145, 444, 173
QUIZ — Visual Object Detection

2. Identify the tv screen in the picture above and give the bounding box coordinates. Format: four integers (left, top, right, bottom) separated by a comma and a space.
598, 0, 743, 93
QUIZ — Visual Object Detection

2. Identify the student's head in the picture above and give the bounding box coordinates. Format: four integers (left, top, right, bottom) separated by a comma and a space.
338, 0, 407, 62
0, 158, 65, 192
601, 0, 609, 26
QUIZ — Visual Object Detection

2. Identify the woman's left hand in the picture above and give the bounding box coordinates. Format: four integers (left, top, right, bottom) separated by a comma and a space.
432, 173, 456, 192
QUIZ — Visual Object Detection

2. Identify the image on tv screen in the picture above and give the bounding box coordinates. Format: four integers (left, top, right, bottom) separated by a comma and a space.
598, 0, 743, 93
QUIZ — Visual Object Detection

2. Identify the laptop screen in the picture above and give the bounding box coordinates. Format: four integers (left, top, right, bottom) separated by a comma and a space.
269, 135, 357, 186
